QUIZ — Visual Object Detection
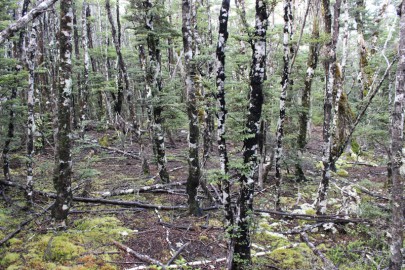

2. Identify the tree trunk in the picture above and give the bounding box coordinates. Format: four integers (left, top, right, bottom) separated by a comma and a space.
105, 0, 129, 118
80, 0, 90, 133
214, 0, 232, 266
315, 0, 342, 215
25, 17, 39, 204
296, 13, 320, 182
145, 0, 170, 183
52, 0, 73, 227
232, 0, 268, 268
389, 2, 405, 268
354, 0, 371, 99
274, 0, 293, 210
182, 0, 201, 216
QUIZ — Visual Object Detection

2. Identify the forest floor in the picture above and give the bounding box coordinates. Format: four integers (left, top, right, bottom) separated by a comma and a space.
0, 125, 394, 270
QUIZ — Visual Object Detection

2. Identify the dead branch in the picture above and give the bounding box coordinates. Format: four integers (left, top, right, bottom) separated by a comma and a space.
0, 204, 52, 246
166, 242, 190, 266
112, 240, 165, 267
300, 232, 338, 270
127, 244, 293, 269
80, 140, 140, 159
333, 178, 389, 201
70, 196, 187, 210
255, 209, 369, 223
0, 180, 188, 211
0, 0, 58, 45
98, 181, 186, 197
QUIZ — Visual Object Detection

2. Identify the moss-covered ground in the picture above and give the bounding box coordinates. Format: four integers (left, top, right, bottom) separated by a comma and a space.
0, 128, 396, 269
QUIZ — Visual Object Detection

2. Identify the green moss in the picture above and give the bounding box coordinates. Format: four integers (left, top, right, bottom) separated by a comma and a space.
48, 235, 85, 262
254, 231, 290, 249
266, 244, 313, 269
8, 238, 23, 248
336, 169, 349, 177
1, 252, 20, 266
305, 209, 316, 215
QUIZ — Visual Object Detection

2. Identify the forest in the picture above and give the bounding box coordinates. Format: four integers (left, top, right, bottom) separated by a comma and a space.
0, 0, 404, 269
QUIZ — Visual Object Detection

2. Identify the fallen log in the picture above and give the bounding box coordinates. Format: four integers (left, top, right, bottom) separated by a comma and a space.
112, 240, 165, 267
255, 209, 369, 224
0, 180, 188, 210
98, 181, 186, 197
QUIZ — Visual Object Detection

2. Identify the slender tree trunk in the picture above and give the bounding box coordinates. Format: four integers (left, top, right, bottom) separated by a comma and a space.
314, 0, 342, 215
52, 0, 73, 227
274, 0, 293, 210
79, 0, 90, 134
331, 0, 351, 168
232, 0, 268, 268
214, 0, 232, 266
389, 2, 405, 268
105, 0, 129, 117
354, 0, 371, 99
296, 14, 320, 182
182, 0, 201, 216
25, 18, 39, 204
145, 0, 170, 183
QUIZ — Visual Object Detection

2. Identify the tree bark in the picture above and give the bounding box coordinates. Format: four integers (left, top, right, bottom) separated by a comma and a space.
105, 0, 128, 117
389, 1, 405, 268
354, 0, 371, 99
182, 0, 201, 216
145, 0, 170, 183
25, 17, 39, 204
296, 14, 320, 182
274, 0, 293, 210
314, 0, 342, 215
214, 0, 232, 266
80, 0, 90, 133
232, 0, 268, 268
52, 0, 73, 227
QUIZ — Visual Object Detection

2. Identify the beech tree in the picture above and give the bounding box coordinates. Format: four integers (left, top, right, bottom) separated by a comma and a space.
389, 1, 405, 268
52, 0, 73, 227
314, 0, 341, 215
232, 0, 268, 267
182, 0, 201, 216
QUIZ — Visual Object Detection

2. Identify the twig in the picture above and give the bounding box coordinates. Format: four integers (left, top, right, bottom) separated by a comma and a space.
300, 232, 338, 270
112, 240, 164, 267
80, 140, 140, 160
166, 242, 190, 266
0, 203, 53, 246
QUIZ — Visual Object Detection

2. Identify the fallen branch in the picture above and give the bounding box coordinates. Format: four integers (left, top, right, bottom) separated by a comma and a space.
159, 221, 221, 231
99, 181, 186, 197
333, 178, 389, 201
300, 232, 338, 270
127, 243, 296, 269
0, 0, 58, 45
80, 140, 140, 160
0, 180, 188, 211
166, 242, 190, 266
112, 240, 164, 267
70, 196, 187, 210
0, 203, 53, 246
255, 209, 368, 224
